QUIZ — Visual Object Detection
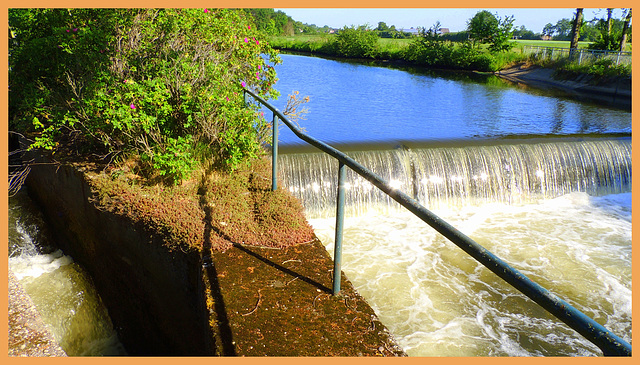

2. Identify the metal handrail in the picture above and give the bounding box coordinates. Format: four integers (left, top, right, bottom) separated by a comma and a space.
243, 87, 632, 356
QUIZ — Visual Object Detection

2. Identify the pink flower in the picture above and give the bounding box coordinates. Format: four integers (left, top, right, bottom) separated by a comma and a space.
256, 39, 259, 45
73, 28, 78, 32
244, 37, 248, 43
66, 29, 70, 32
248, 25, 251, 30
204, 8, 208, 13
241, 81, 246, 88
226, 97, 229, 102
258, 65, 262, 70
130, 103, 136, 109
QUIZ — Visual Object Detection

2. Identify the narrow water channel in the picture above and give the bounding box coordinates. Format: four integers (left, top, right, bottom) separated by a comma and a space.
8, 189, 127, 356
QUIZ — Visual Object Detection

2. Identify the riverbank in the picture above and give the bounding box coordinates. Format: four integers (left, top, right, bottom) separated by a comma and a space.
15, 143, 406, 356
273, 47, 631, 109
495, 62, 631, 108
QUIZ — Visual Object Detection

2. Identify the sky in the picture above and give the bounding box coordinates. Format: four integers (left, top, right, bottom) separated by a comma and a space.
275, 8, 626, 33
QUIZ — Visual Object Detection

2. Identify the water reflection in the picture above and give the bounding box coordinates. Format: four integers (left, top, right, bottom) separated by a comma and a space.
271, 54, 631, 146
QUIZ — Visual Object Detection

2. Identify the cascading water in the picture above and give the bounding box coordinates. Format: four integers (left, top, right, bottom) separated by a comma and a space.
278, 137, 632, 356
8, 189, 127, 356
279, 138, 631, 216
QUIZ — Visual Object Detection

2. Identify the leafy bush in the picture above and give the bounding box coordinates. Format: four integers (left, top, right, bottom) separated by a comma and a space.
403, 36, 502, 72
9, 8, 281, 183
331, 25, 379, 58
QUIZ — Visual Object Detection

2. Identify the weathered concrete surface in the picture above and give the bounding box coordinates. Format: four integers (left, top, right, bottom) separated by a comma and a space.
8, 271, 67, 357
25, 161, 213, 356
23, 156, 406, 356
496, 64, 631, 108
204, 240, 406, 356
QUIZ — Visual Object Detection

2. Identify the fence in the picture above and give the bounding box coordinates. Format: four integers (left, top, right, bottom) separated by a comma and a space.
243, 87, 632, 356
522, 45, 632, 66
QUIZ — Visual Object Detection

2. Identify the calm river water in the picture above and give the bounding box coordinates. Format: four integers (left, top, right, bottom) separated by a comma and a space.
268, 54, 630, 147
271, 53, 632, 356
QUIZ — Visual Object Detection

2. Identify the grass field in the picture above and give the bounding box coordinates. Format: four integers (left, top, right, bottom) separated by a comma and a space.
270, 35, 602, 51
511, 39, 592, 49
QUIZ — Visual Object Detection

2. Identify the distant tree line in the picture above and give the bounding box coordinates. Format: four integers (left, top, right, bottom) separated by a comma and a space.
250, 8, 631, 52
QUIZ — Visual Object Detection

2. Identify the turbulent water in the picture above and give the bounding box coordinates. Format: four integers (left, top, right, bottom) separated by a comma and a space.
8, 190, 127, 356
278, 138, 632, 357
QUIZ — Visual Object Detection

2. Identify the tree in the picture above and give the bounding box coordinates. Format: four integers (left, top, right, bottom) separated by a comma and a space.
587, 9, 632, 50
466, 10, 514, 52
9, 8, 281, 182
467, 10, 499, 45
619, 9, 632, 51
377, 21, 389, 32
570, 8, 584, 52
542, 23, 555, 38
512, 25, 539, 40
544, 18, 573, 40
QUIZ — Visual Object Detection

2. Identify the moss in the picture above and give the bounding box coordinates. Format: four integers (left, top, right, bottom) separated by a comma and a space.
87, 171, 206, 252
200, 157, 316, 251
84, 155, 315, 253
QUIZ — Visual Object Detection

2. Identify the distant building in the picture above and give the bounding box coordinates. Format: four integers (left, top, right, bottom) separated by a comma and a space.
399, 27, 420, 36
541, 35, 552, 41
438, 28, 450, 34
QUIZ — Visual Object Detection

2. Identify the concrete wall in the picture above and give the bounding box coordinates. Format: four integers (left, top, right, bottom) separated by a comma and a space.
25, 158, 214, 355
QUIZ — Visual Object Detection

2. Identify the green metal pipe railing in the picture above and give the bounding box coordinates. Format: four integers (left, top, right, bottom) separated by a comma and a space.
243, 88, 632, 357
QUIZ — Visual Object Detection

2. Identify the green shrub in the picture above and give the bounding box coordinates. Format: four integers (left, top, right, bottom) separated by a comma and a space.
9, 8, 281, 183
331, 25, 379, 58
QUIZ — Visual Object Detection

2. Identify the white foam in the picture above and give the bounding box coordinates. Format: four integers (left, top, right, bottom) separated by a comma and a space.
9, 250, 74, 280
310, 192, 632, 356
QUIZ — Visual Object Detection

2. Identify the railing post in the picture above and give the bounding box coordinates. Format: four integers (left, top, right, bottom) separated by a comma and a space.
332, 161, 346, 295
272, 113, 279, 191
579, 50, 584, 65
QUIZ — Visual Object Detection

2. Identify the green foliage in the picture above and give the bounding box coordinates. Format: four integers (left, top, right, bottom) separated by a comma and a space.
9, 8, 281, 183
404, 30, 508, 72
331, 25, 380, 58
555, 57, 631, 78
587, 16, 629, 51
247, 8, 295, 36
467, 10, 515, 52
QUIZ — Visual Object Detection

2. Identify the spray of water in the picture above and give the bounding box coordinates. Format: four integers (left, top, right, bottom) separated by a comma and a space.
8, 191, 127, 356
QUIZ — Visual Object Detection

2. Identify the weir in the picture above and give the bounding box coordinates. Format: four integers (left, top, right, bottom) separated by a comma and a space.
278, 137, 632, 217
244, 88, 632, 356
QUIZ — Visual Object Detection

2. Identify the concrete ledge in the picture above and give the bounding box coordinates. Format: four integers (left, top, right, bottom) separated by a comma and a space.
496, 64, 631, 108
22, 154, 406, 356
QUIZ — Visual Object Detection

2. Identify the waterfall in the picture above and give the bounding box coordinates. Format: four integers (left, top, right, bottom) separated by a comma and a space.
278, 138, 631, 217
281, 138, 632, 356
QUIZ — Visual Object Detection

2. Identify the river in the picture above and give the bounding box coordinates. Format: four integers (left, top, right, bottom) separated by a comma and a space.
271, 53, 632, 356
